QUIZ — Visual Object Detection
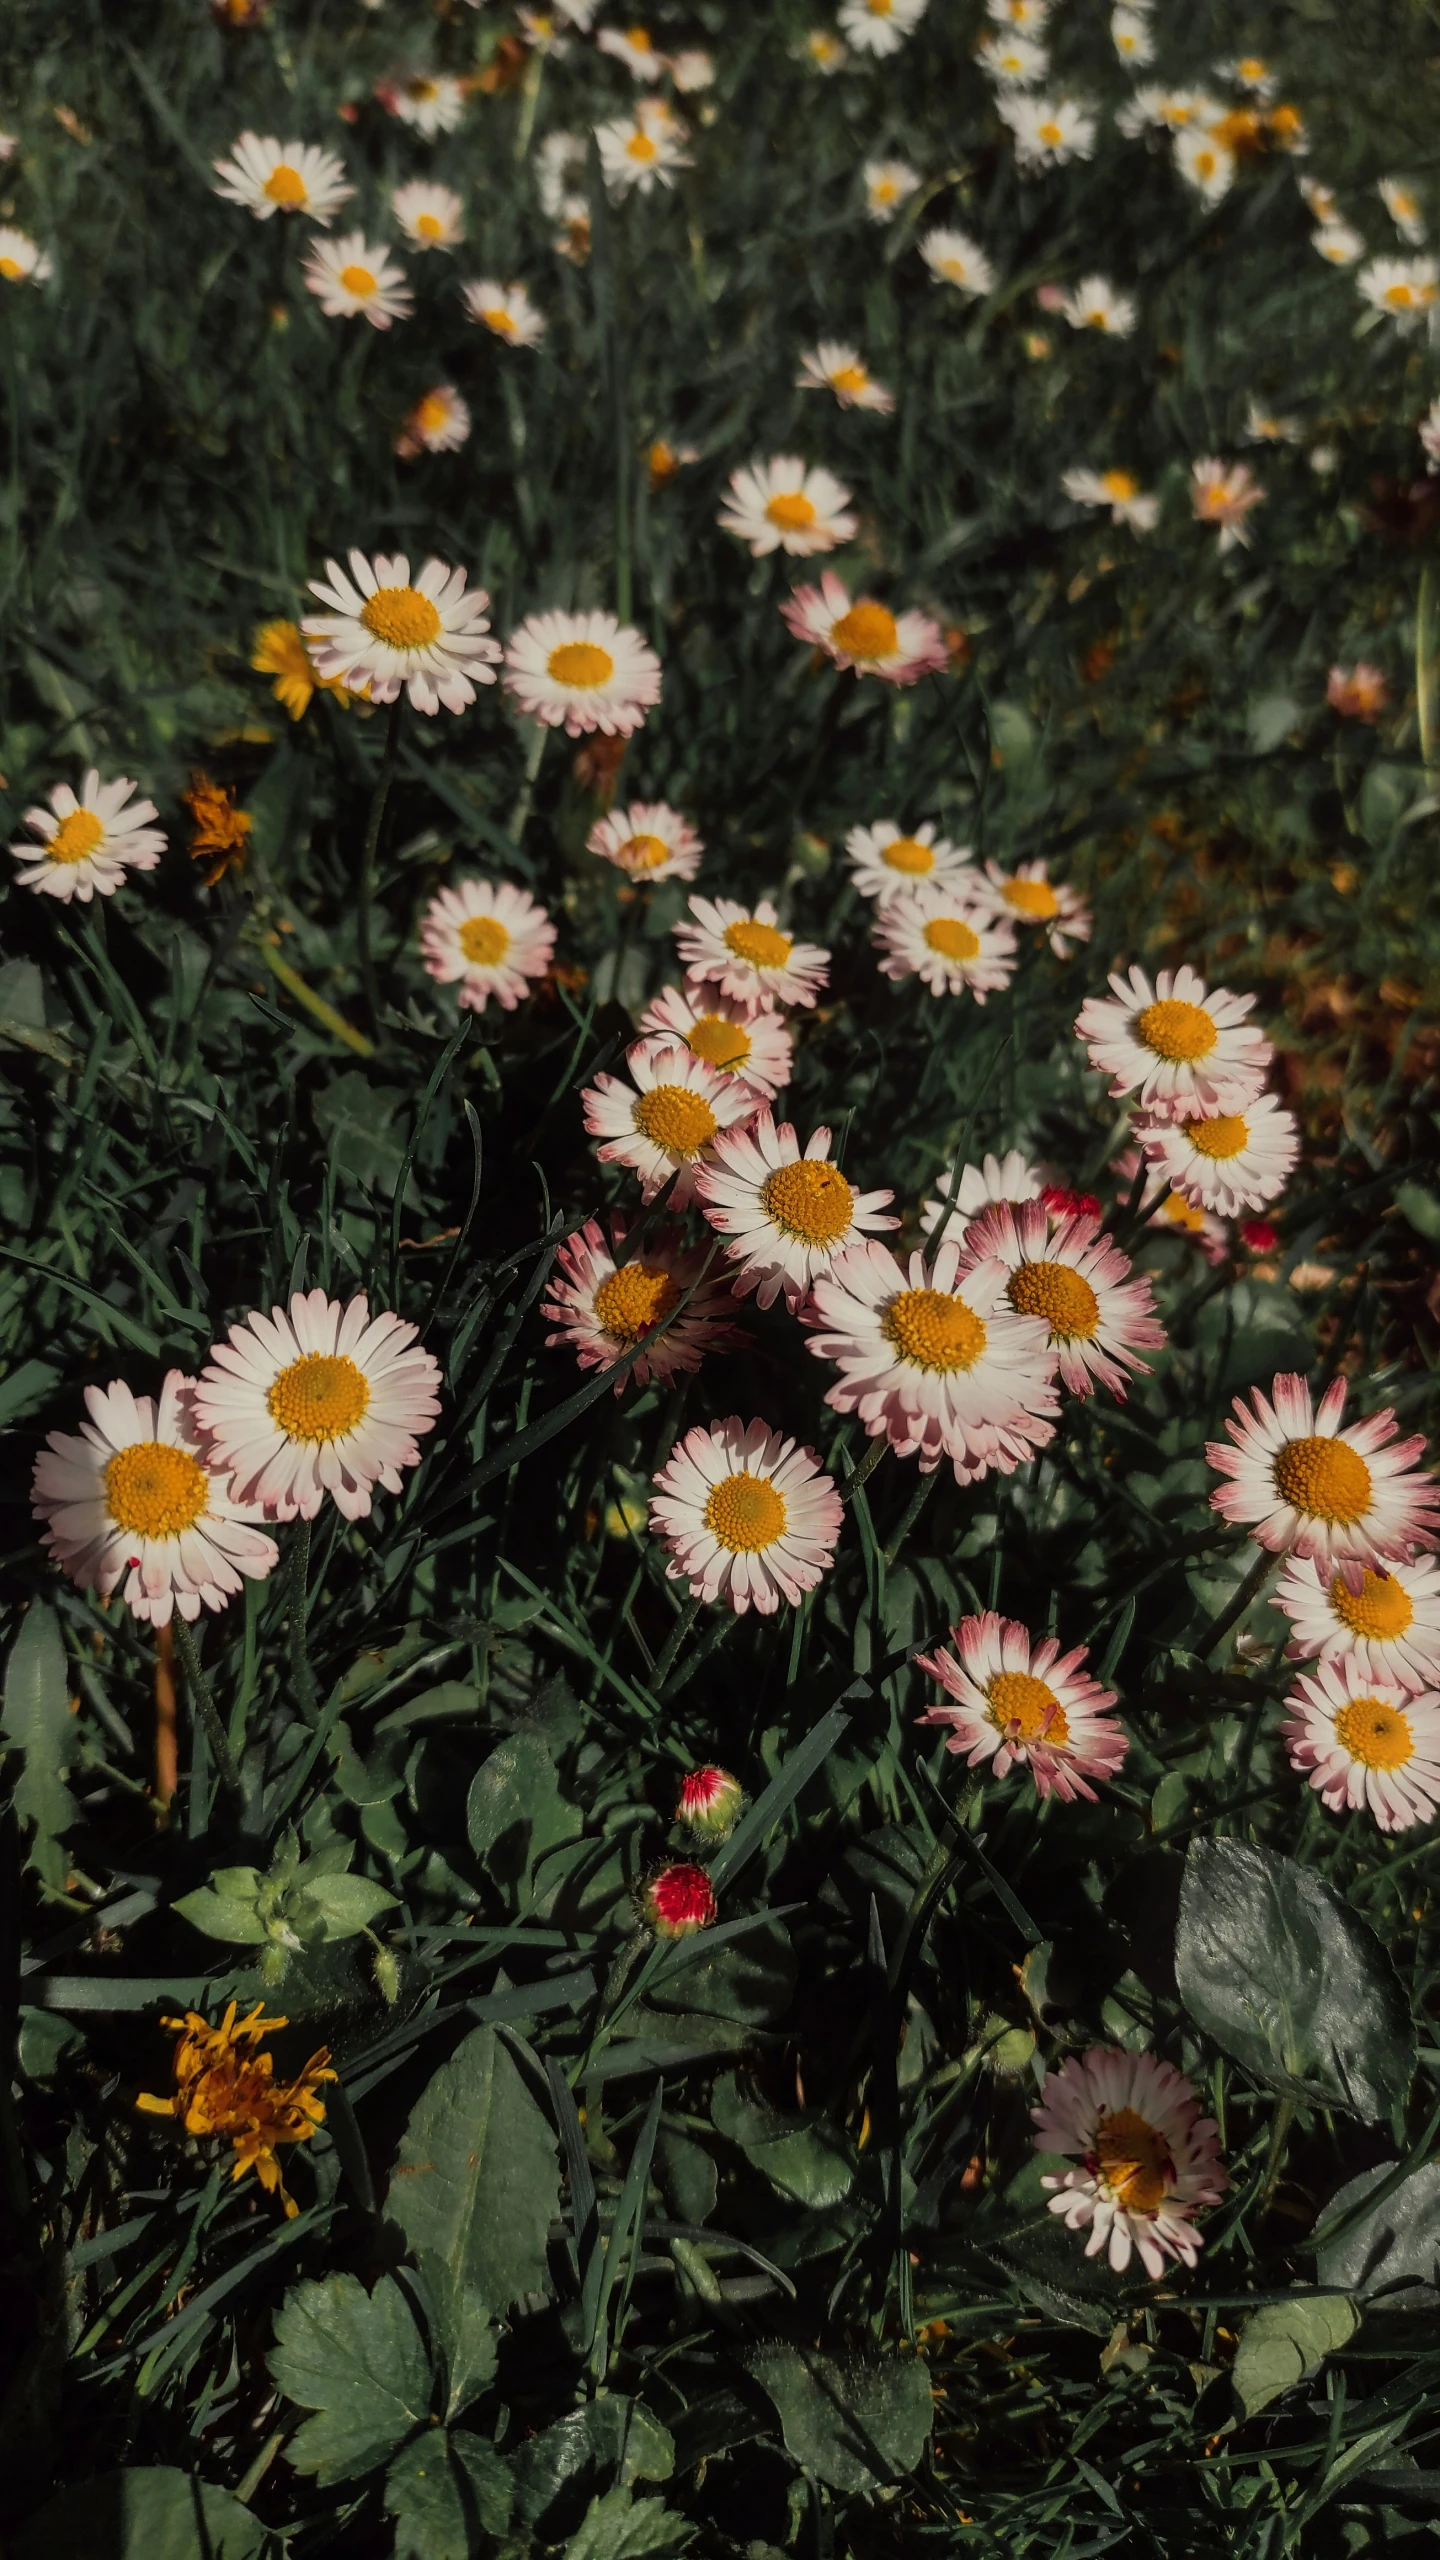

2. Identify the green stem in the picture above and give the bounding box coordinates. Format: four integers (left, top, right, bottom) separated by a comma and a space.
258, 941, 374, 1056
651, 1590, 702, 1693
171, 1612, 242, 1798
513, 49, 544, 162
883, 1468, 936, 1567
1256, 2095, 1296, 2218
843, 1436, 889, 1505
358, 695, 404, 1035
286, 1517, 319, 1722
1197, 1546, 1279, 1661
509, 719, 548, 844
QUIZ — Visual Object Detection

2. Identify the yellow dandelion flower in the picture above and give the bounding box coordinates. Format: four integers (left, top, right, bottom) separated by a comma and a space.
136, 2001, 335, 2218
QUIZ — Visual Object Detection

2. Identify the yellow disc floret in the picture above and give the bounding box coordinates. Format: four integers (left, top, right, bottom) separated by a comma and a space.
267, 1353, 371, 1445
634, 1085, 718, 1156
457, 915, 511, 969
105, 1441, 211, 1540
593, 1262, 680, 1344
986, 1670, 1070, 1748
1272, 1434, 1372, 1525
1184, 1114, 1248, 1160
46, 809, 106, 866
626, 131, 658, 163
766, 490, 817, 532
263, 163, 308, 207
1333, 1694, 1414, 1770
884, 1287, 987, 1371
1007, 1260, 1101, 1341
1096, 2106, 1173, 2215
360, 585, 443, 650
1135, 998, 1218, 1063
548, 641, 615, 688
761, 1158, 854, 1244
882, 836, 935, 875
686, 1015, 751, 1069
831, 364, 868, 396
704, 1471, 787, 1551
1329, 1567, 1415, 1641
340, 263, 378, 298
924, 916, 981, 963
1001, 877, 1059, 920
723, 918, 793, 969
622, 832, 672, 871
830, 602, 899, 661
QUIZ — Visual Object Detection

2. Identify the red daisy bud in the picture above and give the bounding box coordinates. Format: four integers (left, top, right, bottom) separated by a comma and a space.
1240, 1217, 1278, 1252
1042, 1184, 1102, 1220
642, 1861, 717, 1940
676, 1765, 744, 1841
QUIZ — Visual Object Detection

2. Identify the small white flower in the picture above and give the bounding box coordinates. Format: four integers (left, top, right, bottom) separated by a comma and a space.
303, 232, 413, 329
597, 24, 666, 79
396, 384, 472, 458
1058, 275, 1136, 336
380, 73, 468, 138
796, 341, 895, 411
504, 609, 662, 737
1174, 127, 1235, 203
11, 771, 165, 903
581, 1038, 755, 1207
1109, 7, 1153, 66
1135, 1092, 1299, 1218
799, 28, 849, 70
1359, 255, 1440, 325
837, 0, 928, 60
845, 819, 974, 903
717, 457, 857, 557
461, 277, 546, 348
1299, 174, 1340, 223
649, 1416, 843, 1616
998, 94, 1098, 171
393, 180, 464, 251
875, 887, 1017, 1000
194, 1292, 443, 1526
419, 878, 556, 1013
1282, 1654, 1440, 1833
1190, 456, 1265, 550
1312, 219, 1365, 266
636, 982, 793, 1100
975, 30, 1048, 83
864, 158, 921, 221
1277, 1554, 1440, 1692
1243, 399, 1301, 444
588, 801, 703, 884
1116, 84, 1221, 138
669, 49, 715, 92
920, 226, 995, 297
1379, 177, 1426, 242
302, 550, 501, 716
1421, 398, 1440, 474
0, 225, 50, 284
212, 134, 354, 225
1220, 52, 1275, 98
595, 110, 691, 196
1061, 466, 1159, 531
695, 1111, 897, 1312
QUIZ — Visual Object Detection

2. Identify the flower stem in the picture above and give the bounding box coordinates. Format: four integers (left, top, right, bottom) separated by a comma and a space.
651, 1589, 703, 1693
1256, 2094, 1296, 2218
358, 695, 405, 1035
258, 940, 374, 1057
883, 1468, 936, 1567
154, 1622, 178, 1817
1197, 1545, 1278, 1660
286, 1517, 320, 1723
844, 1436, 889, 1504
509, 719, 548, 844
171, 1611, 243, 1798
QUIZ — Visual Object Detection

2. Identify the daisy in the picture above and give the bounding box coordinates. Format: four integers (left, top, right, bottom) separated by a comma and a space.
396, 384, 472, 459
1277, 1555, 1440, 1691
519, 8, 575, 53
1327, 662, 1389, 721
212, 134, 353, 225
975, 30, 1048, 82
32, 1372, 279, 1628
1312, 219, 1365, 267
393, 180, 464, 250
920, 1149, 1043, 1243
1061, 466, 1160, 531
1058, 276, 1136, 336
1423, 397, 1440, 473
1299, 175, 1340, 222
1116, 84, 1221, 137
650, 1416, 843, 1615
1191, 457, 1265, 548
194, 1291, 442, 1525
419, 878, 555, 1013
1076, 963, 1271, 1120
980, 859, 1090, 956
997, 95, 1098, 172
845, 819, 974, 903
919, 227, 996, 297
782, 572, 947, 685
302, 551, 500, 716
875, 886, 1016, 1000
796, 342, 895, 413
542, 1219, 743, 1391
717, 458, 857, 559
1380, 178, 1427, 245
637, 982, 794, 1100
1282, 1655, 1440, 1833
594, 113, 691, 196
865, 159, 921, 221
461, 278, 546, 347
1136, 1093, 1298, 1218
581, 1037, 754, 1206
918, 1611, 1125, 1797
837, 0, 928, 59
1243, 399, 1301, 444
987, 0, 1049, 24
302, 233, 413, 329
673, 895, 830, 1015
1360, 257, 1440, 324
804, 1242, 1058, 1480
597, 24, 665, 78
1174, 128, 1235, 203
505, 609, 661, 737
959, 1203, 1164, 1400
1222, 52, 1276, 97
1031, 2049, 1227, 2279
669, 49, 715, 92
1207, 1374, 1440, 1577
588, 800, 702, 883
0, 228, 49, 285
381, 73, 468, 138
1109, 6, 1153, 66
10, 771, 165, 903
694, 1112, 896, 1312
800, 29, 849, 71
536, 129, 587, 220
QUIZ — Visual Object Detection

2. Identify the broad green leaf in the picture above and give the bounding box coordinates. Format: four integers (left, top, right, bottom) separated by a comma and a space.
172, 1887, 269, 1945
303, 1874, 399, 1937
2, 1603, 78, 1888
411, 2251, 500, 2419
711, 2073, 855, 2208
388, 2024, 558, 2317
385, 2430, 512, 2560
649, 1918, 795, 2024
268, 2271, 432, 2484
11, 2468, 266, 2560
564, 2487, 693, 2560
313, 1070, 412, 1196
1175, 1839, 1415, 2121
654, 2127, 717, 2227
465, 1730, 582, 1900
1233, 2296, 1359, 2417
746, 2345, 934, 2493
511, 2400, 675, 2539
1316, 2162, 1440, 2305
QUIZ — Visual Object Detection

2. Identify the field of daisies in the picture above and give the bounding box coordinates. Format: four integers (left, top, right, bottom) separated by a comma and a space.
6, 0, 1440, 2552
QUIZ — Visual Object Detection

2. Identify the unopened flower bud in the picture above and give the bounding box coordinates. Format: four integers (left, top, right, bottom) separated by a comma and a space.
641, 1861, 717, 1941
676, 1765, 743, 1841
373, 1943, 400, 2005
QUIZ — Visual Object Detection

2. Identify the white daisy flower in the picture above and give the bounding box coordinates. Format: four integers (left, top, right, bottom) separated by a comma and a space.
381, 74, 468, 138
864, 158, 921, 221
800, 30, 849, 72
597, 24, 666, 78
302, 550, 501, 716
987, 0, 1050, 24
1061, 465, 1160, 530
1190, 456, 1265, 549
980, 859, 1091, 954
959, 1202, 1164, 1401
588, 800, 702, 883
1299, 175, 1340, 222
1242, 399, 1301, 444
461, 277, 546, 347
1312, 219, 1365, 266
803, 1239, 1058, 1483
975, 30, 1048, 82
997, 94, 1098, 172
1135, 1093, 1298, 1218
874, 885, 1017, 1000
1359, 256, 1440, 325
694, 1112, 897, 1312
920, 1150, 1044, 1244
636, 982, 794, 1101
1031, 2048, 1227, 2279
1282, 1654, 1440, 1833
302, 232, 413, 329
518, 9, 575, 55
1380, 177, 1426, 243
1174, 127, 1235, 203
11, 770, 165, 904
1075, 963, 1271, 1120
837, 0, 928, 58
673, 895, 830, 1014
419, 878, 555, 1013
542, 1218, 743, 1392
919, 226, 996, 296
0, 227, 49, 285
553, 0, 596, 23
536, 130, 588, 220
1116, 84, 1220, 137
796, 341, 895, 412
1277, 1556, 1440, 1691
1059, 276, 1136, 336
193, 1291, 443, 1525
718, 457, 857, 558
581, 1037, 755, 1206
669, 50, 715, 92
396, 384, 472, 458
845, 819, 974, 903
1115, 1147, 1230, 1264
504, 608, 662, 737
1207, 1374, 1440, 1577
594, 112, 691, 196
649, 1415, 844, 1616
212, 134, 354, 225
1221, 52, 1275, 97
915, 1609, 1126, 1797
1109, 7, 1153, 66
393, 180, 464, 251
781, 572, 947, 684
32, 1372, 279, 1628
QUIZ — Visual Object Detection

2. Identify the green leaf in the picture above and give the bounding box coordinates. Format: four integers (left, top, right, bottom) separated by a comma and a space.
746, 2345, 934, 2493
2, 1603, 79, 1888
1316, 2161, 1440, 2305
1395, 1181, 1440, 1244
711, 2073, 855, 2208
1233, 2296, 1359, 2417
649, 1918, 795, 2024
172, 1887, 270, 1946
511, 2400, 675, 2538
563, 2487, 693, 2560
313, 1071, 412, 1197
385, 2430, 513, 2560
268, 2271, 432, 2484
303, 1874, 400, 1938
411, 2251, 501, 2419
654, 2127, 717, 2227
387, 2024, 559, 2317
10, 2469, 266, 2560
1175, 1839, 1415, 2120
465, 1730, 582, 1901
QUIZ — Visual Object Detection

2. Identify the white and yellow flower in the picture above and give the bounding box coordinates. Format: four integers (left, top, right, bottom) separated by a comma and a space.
981, 858, 1091, 954
594, 110, 691, 196
380, 73, 469, 138
194, 1291, 443, 1526
637, 982, 794, 1101
581, 1038, 755, 1206
875, 885, 1017, 999
396, 384, 472, 458
846, 818, 974, 903
1207, 1374, 1440, 1576
959, 1202, 1164, 1400
1031, 2048, 1227, 2278
419, 878, 556, 1013
1109, 7, 1153, 66
0, 227, 49, 285
504, 608, 662, 737
303, 550, 500, 715
212, 134, 354, 224
916, 1610, 1127, 1797
976, 29, 1048, 82
1174, 127, 1235, 203
673, 895, 830, 1014
393, 180, 464, 250
1059, 275, 1136, 335
864, 158, 921, 221
919, 226, 995, 296
717, 457, 857, 558
920, 1150, 1044, 1244
649, 1416, 844, 1616
11, 770, 165, 903
782, 573, 947, 684
1282, 1654, 1440, 1832
302, 232, 413, 328
1312, 219, 1365, 266
695, 1111, 896, 1311
588, 801, 702, 883
796, 341, 895, 412
1135, 1093, 1298, 1218
1190, 456, 1265, 548
1243, 399, 1301, 444
1359, 256, 1440, 325
461, 277, 546, 347
998, 94, 1097, 171
1379, 177, 1426, 244
838, 0, 928, 57
1076, 963, 1271, 1119
542, 1219, 743, 1393
597, 24, 666, 78
1061, 465, 1158, 531
1116, 84, 1222, 137
1277, 1555, 1440, 1692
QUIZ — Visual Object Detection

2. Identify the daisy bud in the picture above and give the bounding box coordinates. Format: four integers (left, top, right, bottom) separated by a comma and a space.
676, 1765, 744, 1841
641, 1861, 717, 1940
372, 1943, 400, 2004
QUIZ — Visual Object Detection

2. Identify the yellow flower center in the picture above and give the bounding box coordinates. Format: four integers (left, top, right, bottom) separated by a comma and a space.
1333, 1693, 1415, 1770
686, 1014, 751, 1069
1135, 997, 1218, 1063
621, 831, 672, 871
882, 835, 934, 875
761, 1158, 853, 1244
1038, 119, 1064, 145
1194, 149, 1218, 178
724, 918, 793, 969
1184, 1113, 1248, 1160
986, 1669, 1070, 1747
939, 257, 970, 283
634, 1084, 718, 1156
873, 179, 898, 204
704, 1471, 787, 1550
924, 916, 981, 963
1161, 1192, 1208, 1232
46, 809, 106, 866
1329, 1567, 1415, 1641
267, 1353, 371, 1444
105, 1441, 210, 1540
1271, 1434, 1373, 1525
867, 0, 893, 13
1001, 877, 1059, 920
1007, 1259, 1100, 1340
1096, 2106, 1173, 2217
1102, 469, 1138, 500
883, 1287, 987, 1371
409, 78, 438, 100
831, 363, 868, 395
831, 601, 899, 660
417, 393, 452, 434
263, 163, 309, 206
593, 1260, 679, 1344
340, 262, 378, 298
548, 640, 616, 689
626, 25, 653, 47
626, 130, 659, 162
1386, 283, 1418, 309
360, 584, 442, 650
765, 489, 818, 531
0, 257, 22, 281
416, 211, 445, 240
1238, 56, 1268, 80
457, 915, 511, 968
481, 305, 517, 335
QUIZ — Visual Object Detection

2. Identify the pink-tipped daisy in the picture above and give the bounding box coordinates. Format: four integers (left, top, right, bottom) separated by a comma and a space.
396, 385, 471, 458
580, 1037, 755, 1207
302, 550, 500, 715
212, 134, 354, 225
10, 770, 166, 903
803, 1240, 1058, 1482
845, 819, 975, 904
1075, 963, 1271, 1121
874, 886, 1017, 999
781, 573, 948, 686
1206, 1373, 1440, 1577
32, 1372, 279, 1628
418, 878, 555, 1013
981, 859, 1090, 955
919, 1149, 1043, 1244
1031, 2048, 1227, 2279
649, 1415, 843, 1616
795, 342, 895, 413
192, 1291, 442, 1525
1190, 457, 1265, 550
959, 1202, 1164, 1400
636, 982, 794, 1101
916, 1611, 1127, 1800
541, 1218, 743, 1391
676, 1765, 743, 1838
461, 277, 547, 348
1281, 1653, 1440, 1832
587, 801, 702, 884
504, 609, 662, 737
1276, 1554, 1440, 1691
694, 1112, 897, 1312
673, 896, 830, 1015
718, 458, 857, 559
641, 1861, 717, 1937
302, 231, 413, 329
1136, 1092, 1298, 1219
